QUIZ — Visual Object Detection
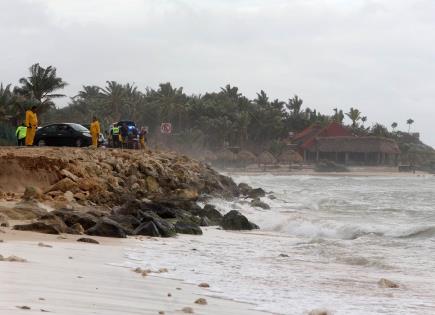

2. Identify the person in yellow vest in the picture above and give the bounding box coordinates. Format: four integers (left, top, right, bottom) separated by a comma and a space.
15, 122, 27, 146
25, 106, 38, 146
90, 116, 101, 148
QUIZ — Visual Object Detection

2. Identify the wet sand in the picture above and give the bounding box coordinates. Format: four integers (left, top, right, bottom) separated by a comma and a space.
0, 228, 269, 315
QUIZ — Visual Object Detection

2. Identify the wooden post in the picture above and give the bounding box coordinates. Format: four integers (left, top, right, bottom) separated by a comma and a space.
345, 152, 349, 164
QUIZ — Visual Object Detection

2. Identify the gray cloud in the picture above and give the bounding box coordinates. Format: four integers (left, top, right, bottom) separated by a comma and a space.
1, 0, 434, 144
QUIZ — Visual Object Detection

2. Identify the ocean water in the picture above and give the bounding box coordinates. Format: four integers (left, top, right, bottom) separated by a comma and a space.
124, 175, 435, 315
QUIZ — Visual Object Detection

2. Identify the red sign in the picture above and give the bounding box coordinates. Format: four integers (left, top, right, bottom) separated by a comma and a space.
160, 123, 172, 134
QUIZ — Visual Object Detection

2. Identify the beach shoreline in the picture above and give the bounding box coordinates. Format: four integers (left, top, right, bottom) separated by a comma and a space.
0, 228, 271, 315
218, 166, 430, 177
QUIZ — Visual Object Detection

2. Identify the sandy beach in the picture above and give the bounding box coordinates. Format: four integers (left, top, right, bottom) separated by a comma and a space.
0, 228, 270, 315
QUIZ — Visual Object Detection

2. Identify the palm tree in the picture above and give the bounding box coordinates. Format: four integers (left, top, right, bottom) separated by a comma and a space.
406, 119, 414, 133
361, 116, 367, 125
286, 95, 303, 116
0, 83, 14, 119
254, 90, 269, 107
346, 107, 362, 128
391, 122, 398, 132
332, 108, 344, 123
16, 63, 67, 114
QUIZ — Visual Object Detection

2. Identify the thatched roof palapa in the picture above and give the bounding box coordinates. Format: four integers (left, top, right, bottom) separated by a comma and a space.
257, 151, 277, 164
278, 150, 303, 163
202, 150, 217, 161
237, 150, 257, 162
309, 136, 400, 154
217, 149, 237, 161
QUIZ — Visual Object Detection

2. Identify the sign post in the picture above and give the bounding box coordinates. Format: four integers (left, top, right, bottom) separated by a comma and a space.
160, 122, 172, 134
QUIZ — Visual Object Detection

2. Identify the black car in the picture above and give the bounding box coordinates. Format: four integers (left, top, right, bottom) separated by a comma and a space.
34, 123, 92, 147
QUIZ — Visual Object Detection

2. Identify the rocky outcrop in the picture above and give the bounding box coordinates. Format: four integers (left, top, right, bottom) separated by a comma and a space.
2, 147, 262, 239
192, 204, 223, 225
250, 198, 270, 209
134, 221, 161, 237
86, 218, 128, 238
221, 210, 259, 230
175, 222, 203, 235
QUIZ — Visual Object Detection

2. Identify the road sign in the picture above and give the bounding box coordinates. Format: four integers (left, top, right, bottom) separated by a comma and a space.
160, 122, 172, 134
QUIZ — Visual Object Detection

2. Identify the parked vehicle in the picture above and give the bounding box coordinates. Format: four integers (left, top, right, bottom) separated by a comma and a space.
34, 123, 92, 147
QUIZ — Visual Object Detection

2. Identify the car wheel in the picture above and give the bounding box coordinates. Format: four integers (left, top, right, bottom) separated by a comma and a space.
38, 140, 46, 146
75, 138, 82, 147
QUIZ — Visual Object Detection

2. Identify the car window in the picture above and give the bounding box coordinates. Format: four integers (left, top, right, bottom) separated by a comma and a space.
70, 124, 89, 132
56, 125, 71, 131
41, 125, 57, 132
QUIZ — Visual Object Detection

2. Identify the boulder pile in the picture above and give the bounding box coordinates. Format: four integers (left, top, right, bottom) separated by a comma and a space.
0, 147, 261, 238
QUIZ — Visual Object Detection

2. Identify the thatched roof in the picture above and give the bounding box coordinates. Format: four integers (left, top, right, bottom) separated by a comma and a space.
202, 150, 217, 161
217, 149, 237, 161
278, 150, 303, 163
257, 151, 277, 164
309, 137, 400, 154
237, 150, 257, 162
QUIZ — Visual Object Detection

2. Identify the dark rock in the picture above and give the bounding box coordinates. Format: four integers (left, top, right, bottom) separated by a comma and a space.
139, 210, 162, 222
113, 198, 143, 217
77, 237, 99, 244
238, 183, 253, 195
246, 188, 266, 199
0, 214, 9, 227
70, 223, 85, 234
133, 221, 161, 237
86, 217, 127, 238
193, 204, 223, 225
14, 221, 64, 235
153, 219, 176, 238
199, 216, 212, 227
48, 209, 98, 230
250, 198, 270, 209
175, 222, 203, 235
221, 210, 259, 231
108, 214, 141, 234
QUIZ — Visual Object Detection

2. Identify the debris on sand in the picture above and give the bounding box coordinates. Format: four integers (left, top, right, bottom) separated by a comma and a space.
16, 305, 31, 310
77, 237, 99, 244
308, 309, 333, 315
194, 298, 207, 305
38, 242, 52, 248
181, 306, 194, 313
198, 283, 210, 288
0, 255, 27, 262
378, 278, 400, 288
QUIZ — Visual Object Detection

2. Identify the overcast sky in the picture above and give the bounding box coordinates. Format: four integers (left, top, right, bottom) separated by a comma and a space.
1, 0, 434, 145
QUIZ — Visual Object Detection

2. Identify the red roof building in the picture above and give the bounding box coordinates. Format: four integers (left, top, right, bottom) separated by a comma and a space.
291, 122, 400, 165
292, 122, 352, 153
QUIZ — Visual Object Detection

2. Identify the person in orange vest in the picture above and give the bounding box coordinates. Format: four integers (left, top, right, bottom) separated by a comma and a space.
139, 126, 148, 150
90, 116, 101, 148
25, 106, 38, 146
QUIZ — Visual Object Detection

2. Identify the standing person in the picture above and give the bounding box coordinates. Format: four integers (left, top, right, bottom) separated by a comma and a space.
139, 126, 148, 150
25, 106, 38, 146
15, 122, 27, 146
119, 123, 129, 149
90, 116, 101, 148
110, 123, 120, 148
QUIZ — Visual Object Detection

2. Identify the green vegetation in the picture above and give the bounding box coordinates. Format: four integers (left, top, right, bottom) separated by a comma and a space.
1, 63, 433, 167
